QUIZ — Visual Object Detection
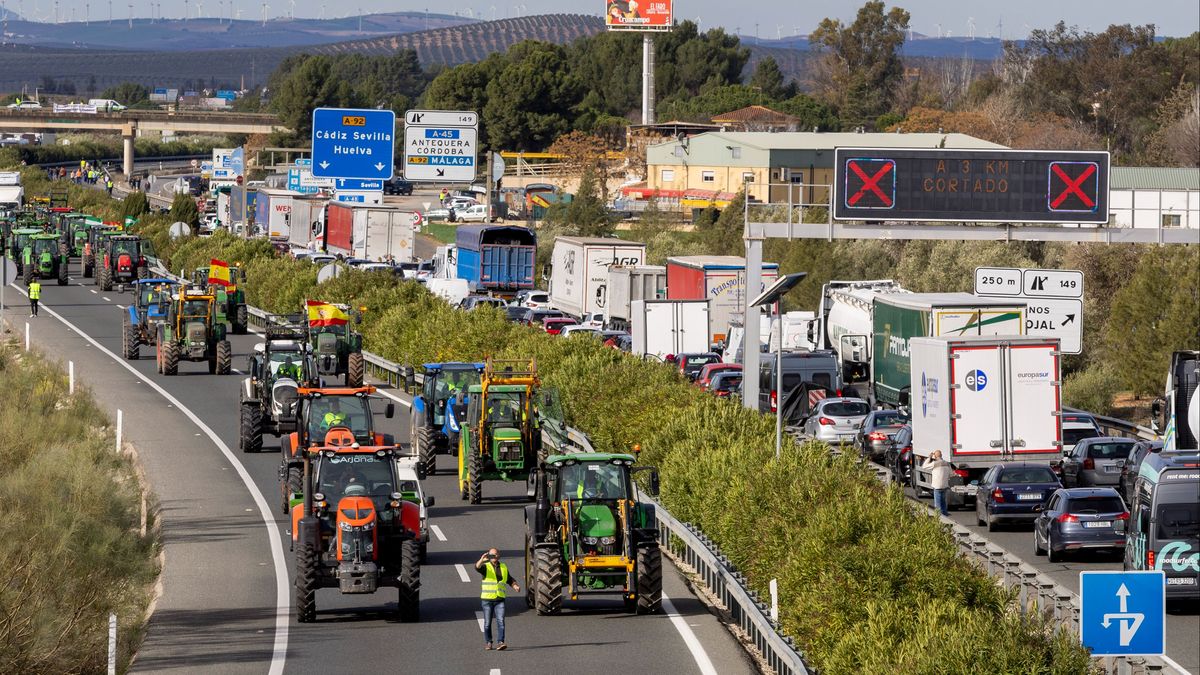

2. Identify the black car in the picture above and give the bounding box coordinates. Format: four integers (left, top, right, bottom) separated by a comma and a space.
1119, 440, 1164, 504
384, 178, 414, 195
885, 424, 914, 485
504, 305, 528, 322
1033, 487, 1128, 562
975, 463, 1062, 531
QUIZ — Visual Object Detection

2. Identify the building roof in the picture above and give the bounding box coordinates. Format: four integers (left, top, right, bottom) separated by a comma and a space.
1111, 167, 1200, 191
649, 131, 1006, 152
711, 105, 799, 125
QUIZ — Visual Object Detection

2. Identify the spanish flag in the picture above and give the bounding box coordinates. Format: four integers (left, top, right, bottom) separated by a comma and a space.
208, 259, 232, 287
306, 299, 349, 327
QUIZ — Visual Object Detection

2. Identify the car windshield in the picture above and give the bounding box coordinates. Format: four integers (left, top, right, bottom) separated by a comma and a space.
1064, 428, 1101, 446
999, 467, 1058, 484
1156, 483, 1200, 539
823, 400, 870, 417
1066, 496, 1126, 514
559, 462, 628, 501
307, 396, 371, 439
505, 306, 527, 320
1087, 442, 1134, 459
317, 454, 394, 502
871, 411, 907, 426
684, 355, 719, 371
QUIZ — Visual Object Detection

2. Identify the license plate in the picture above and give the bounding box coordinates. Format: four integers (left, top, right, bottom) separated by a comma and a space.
1104, 465, 1121, 473
1083, 521, 1112, 528
1017, 493, 1041, 500
1167, 577, 1196, 585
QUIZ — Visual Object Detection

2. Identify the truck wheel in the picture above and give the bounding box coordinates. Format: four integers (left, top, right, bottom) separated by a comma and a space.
295, 542, 317, 623
468, 450, 482, 504
635, 546, 663, 614
398, 539, 421, 623
417, 427, 436, 476
346, 352, 364, 387
121, 320, 139, 360
233, 305, 248, 335
162, 342, 179, 376
240, 402, 263, 454
57, 262, 68, 286
533, 547, 563, 615
216, 340, 232, 375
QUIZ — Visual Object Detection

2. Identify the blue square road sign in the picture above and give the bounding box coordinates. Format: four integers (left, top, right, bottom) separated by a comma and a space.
1080, 571, 1165, 657
311, 108, 396, 180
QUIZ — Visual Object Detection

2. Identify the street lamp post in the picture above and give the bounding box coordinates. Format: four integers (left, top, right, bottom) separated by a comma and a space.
749, 273, 808, 459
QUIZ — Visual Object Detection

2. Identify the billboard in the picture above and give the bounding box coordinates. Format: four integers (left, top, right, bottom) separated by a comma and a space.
605, 0, 672, 31
833, 148, 1111, 224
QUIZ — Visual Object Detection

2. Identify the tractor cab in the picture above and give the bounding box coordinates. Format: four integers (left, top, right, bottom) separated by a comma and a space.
67, 215, 96, 255
193, 264, 248, 333
304, 300, 365, 386
134, 279, 179, 320
9, 227, 41, 267
23, 233, 68, 285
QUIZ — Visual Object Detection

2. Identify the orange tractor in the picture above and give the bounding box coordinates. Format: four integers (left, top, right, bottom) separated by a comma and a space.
290, 431, 422, 622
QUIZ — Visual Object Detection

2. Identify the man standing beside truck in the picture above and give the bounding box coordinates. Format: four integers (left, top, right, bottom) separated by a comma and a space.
924, 450, 952, 516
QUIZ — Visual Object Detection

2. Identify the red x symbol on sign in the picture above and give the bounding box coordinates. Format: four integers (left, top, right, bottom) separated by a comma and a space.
847, 160, 894, 207
1049, 162, 1097, 209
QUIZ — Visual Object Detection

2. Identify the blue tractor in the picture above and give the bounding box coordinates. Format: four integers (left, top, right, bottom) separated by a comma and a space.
407, 362, 485, 477
122, 278, 181, 360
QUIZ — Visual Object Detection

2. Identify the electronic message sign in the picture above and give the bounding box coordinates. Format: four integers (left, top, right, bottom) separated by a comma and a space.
833, 148, 1110, 224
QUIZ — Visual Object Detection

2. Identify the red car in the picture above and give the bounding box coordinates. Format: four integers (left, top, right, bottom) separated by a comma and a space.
695, 362, 742, 389
542, 317, 578, 335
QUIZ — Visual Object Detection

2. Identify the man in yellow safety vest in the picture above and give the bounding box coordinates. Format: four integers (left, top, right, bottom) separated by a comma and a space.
475, 548, 521, 651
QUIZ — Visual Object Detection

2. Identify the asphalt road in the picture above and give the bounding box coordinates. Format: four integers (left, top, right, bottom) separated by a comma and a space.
9, 268, 756, 675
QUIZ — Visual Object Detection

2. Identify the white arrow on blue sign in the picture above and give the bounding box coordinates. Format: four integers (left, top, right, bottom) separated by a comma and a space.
335, 178, 384, 191
311, 107, 396, 180
1080, 571, 1165, 656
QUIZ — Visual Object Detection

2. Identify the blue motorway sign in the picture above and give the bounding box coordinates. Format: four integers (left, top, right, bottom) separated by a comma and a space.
334, 178, 384, 191
1080, 571, 1165, 656
311, 108, 396, 181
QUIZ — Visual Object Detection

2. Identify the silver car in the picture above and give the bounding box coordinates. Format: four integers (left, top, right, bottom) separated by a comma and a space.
1061, 437, 1136, 487
803, 397, 871, 445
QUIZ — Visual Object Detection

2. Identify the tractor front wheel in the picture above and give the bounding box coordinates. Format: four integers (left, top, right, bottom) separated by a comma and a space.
239, 402, 263, 454
635, 546, 663, 614
417, 427, 436, 477
284, 464, 302, 515
121, 320, 139, 360
82, 256, 93, 278
215, 340, 232, 375
57, 261, 68, 286
346, 352, 364, 387
162, 341, 179, 376
398, 539, 421, 623
233, 305, 248, 335
295, 543, 317, 623
533, 547, 563, 615
468, 450, 482, 505
98, 266, 112, 292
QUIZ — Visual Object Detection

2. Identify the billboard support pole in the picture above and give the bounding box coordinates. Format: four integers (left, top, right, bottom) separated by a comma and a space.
641, 34, 656, 125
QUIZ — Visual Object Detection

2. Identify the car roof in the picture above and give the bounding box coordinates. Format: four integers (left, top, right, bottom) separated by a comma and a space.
994, 462, 1055, 470
1076, 436, 1134, 445
1058, 487, 1122, 497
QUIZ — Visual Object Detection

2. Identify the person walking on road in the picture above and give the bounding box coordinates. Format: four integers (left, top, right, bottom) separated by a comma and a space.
476, 548, 521, 651
28, 276, 41, 317
924, 450, 952, 516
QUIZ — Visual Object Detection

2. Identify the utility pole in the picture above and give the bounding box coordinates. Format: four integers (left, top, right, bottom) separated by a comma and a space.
641, 34, 656, 124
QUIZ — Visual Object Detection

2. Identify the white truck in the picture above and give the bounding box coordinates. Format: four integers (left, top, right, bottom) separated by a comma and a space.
665, 255, 779, 348
432, 245, 458, 279
630, 299, 710, 360
908, 335, 1064, 503
548, 237, 646, 319
286, 197, 328, 250
325, 203, 417, 262
604, 264, 666, 331
0, 171, 22, 209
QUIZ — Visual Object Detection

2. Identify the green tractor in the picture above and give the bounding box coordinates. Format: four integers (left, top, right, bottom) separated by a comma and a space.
22, 232, 69, 285
155, 289, 233, 376
9, 227, 42, 278
524, 453, 663, 615
65, 215, 99, 257
304, 300, 365, 387
455, 358, 549, 504
193, 265, 249, 334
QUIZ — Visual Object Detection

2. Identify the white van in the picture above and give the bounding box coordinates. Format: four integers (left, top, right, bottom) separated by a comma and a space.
88, 99, 127, 112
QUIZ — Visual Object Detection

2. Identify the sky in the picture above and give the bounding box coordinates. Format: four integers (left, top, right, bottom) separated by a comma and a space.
8, 0, 1200, 38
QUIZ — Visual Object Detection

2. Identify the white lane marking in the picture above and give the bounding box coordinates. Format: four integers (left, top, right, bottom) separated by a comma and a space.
455, 564, 471, 583
490, 670, 501, 675
430, 524, 447, 542
17, 287, 290, 675
90, 289, 98, 294
376, 387, 412, 408
232, 368, 244, 375
117, 304, 126, 309
1159, 654, 1192, 675
102, 296, 111, 302
662, 591, 718, 675
475, 610, 484, 632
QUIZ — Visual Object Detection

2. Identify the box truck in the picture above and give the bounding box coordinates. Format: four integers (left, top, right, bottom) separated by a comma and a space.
547, 237, 646, 319
286, 197, 328, 249
0, 171, 22, 209
605, 265, 666, 331
455, 225, 536, 296
630, 299, 710, 360
814, 280, 1027, 407
254, 187, 303, 240
665, 255, 779, 348
908, 335, 1063, 499
324, 203, 417, 262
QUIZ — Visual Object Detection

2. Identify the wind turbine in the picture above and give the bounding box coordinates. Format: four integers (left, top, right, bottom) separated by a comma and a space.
217, 0, 223, 23
198, 1, 204, 18
85, 2, 89, 25
183, 0, 188, 21
934, 23, 942, 38
288, 0, 294, 19
260, 1, 266, 26
967, 17, 975, 40
126, 2, 131, 28
319, 3, 324, 19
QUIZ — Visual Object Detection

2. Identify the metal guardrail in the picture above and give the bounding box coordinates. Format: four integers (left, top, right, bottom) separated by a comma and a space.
1064, 406, 1159, 442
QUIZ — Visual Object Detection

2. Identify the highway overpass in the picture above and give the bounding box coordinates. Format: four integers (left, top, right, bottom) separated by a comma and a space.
0, 108, 287, 175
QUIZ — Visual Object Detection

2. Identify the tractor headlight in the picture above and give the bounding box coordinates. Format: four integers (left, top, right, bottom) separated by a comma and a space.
364, 540, 373, 554
583, 536, 598, 545
600, 536, 616, 546
362, 521, 375, 531
339, 521, 352, 531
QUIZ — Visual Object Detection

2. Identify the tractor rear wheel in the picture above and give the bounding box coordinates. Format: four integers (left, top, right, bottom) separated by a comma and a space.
346, 352, 364, 387
468, 450, 482, 504
295, 542, 317, 623
233, 305, 248, 335
215, 340, 232, 375
82, 256, 93, 278
397, 539, 421, 623
57, 261, 68, 286
524, 539, 538, 609
417, 427, 436, 476
533, 547, 563, 615
99, 266, 112, 292
284, 464, 302, 515
138, 265, 150, 280
635, 546, 663, 615
122, 320, 139, 360
240, 402, 263, 454
162, 341, 179, 376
